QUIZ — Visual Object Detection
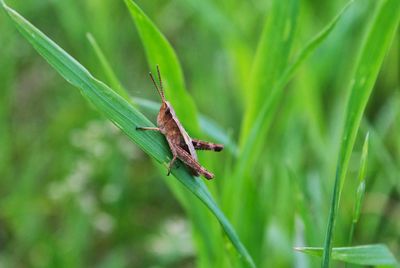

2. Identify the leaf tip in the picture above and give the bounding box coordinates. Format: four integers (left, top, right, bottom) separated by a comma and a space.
365, 131, 370, 143
1, 0, 20, 20
0, 0, 8, 9
123, 0, 132, 7
86, 32, 94, 43
124, 0, 141, 15
294, 247, 305, 252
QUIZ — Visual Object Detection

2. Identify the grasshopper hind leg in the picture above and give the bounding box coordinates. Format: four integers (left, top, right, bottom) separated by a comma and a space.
192, 139, 224, 151
175, 146, 214, 179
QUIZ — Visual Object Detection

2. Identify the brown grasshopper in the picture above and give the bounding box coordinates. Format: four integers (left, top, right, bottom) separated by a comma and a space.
136, 66, 223, 179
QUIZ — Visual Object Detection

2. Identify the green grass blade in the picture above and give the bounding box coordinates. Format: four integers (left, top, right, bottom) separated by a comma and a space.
240, 0, 298, 142
86, 33, 131, 102
123, 0, 199, 133
176, 0, 234, 38
0, 1, 169, 167
226, 0, 352, 218
322, 1, 400, 266
0, 2, 255, 267
295, 244, 399, 266
348, 132, 369, 245
276, 1, 353, 96
237, 0, 353, 178
362, 118, 400, 189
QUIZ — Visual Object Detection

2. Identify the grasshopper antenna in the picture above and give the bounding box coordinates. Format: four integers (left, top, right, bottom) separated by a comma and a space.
156, 65, 163, 92
149, 68, 165, 101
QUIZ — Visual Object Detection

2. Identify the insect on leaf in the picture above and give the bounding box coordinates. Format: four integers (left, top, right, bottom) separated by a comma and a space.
0, 2, 255, 267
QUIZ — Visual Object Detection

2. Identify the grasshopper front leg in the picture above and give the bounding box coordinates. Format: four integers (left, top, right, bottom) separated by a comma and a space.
192, 139, 224, 152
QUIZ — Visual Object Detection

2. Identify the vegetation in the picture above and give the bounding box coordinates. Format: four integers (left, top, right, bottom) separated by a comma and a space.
0, 0, 399, 267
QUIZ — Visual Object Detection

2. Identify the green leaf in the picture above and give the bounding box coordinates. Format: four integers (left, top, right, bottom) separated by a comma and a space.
295, 244, 399, 266
322, 0, 400, 266
123, 0, 200, 133
0, 2, 255, 267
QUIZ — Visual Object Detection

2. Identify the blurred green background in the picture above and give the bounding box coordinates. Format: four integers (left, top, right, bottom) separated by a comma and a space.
0, 0, 399, 267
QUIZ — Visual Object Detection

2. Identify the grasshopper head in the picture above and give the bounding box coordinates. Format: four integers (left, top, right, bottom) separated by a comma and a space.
157, 101, 172, 128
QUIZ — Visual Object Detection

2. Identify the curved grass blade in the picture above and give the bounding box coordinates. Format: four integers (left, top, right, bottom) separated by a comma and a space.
123, 0, 200, 133
0, 2, 255, 267
86, 33, 130, 102
362, 118, 400, 190
0, 21, 15, 176
322, 1, 400, 266
348, 132, 369, 245
175, 0, 235, 39
295, 244, 398, 266
87, 32, 224, 263
85, 32, 236, 264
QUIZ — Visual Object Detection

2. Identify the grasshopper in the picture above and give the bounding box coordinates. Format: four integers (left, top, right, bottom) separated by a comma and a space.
136, 66, 223, 179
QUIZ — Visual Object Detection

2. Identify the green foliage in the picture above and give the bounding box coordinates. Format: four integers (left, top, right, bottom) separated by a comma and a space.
0, 1, 254, 267
124, 0, 199, 133
322, 0, 400, 266
86, 33, 129, 102
348, 132, 369, 245
296, 244, 398, 266
0, 0, 399, 267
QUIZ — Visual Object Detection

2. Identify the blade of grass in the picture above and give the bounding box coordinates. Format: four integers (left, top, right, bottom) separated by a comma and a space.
123, 0, 199, 133
224, 0, 299, 225
225, 0, 353, 220
240, 0, 298, 142
0, 2, 255, 267
362, 94, 400, 192
176, 0, 234, 39
86, 33, 130, 102
348, 132, 369, 245
295, 244, 398, 266
322, 0, 400, 266
86, 32, 223, 266
0, 22, 15, 177
236, 0, 353, 179
362, 119, 400, 189
175, 0, 252, 94
85, 32, 236, 263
